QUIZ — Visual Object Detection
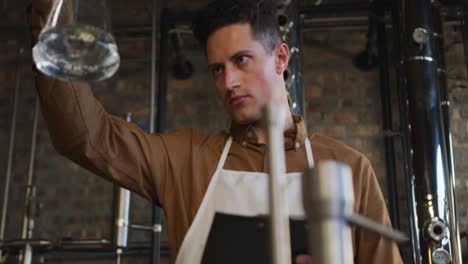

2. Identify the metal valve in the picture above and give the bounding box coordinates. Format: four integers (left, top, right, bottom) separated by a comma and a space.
412, 28, 429, 45
426, 217, 449, 243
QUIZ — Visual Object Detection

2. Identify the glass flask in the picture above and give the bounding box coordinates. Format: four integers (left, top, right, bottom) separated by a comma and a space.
33, 0, 120, 81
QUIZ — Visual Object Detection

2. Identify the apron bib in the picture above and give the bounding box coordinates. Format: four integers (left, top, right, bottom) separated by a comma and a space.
175, 137, 314, 264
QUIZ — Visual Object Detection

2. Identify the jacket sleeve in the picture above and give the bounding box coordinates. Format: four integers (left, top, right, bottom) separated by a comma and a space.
352, 156, 403, 264
35, 75, 179, 205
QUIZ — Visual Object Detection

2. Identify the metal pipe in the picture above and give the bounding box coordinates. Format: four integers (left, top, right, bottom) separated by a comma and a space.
390, 0, 421, 262
0, 46, 22, 241
130, 224, 162, 233
300, 3, 370, 16
22, 98, 40, 240
303, 161, 354, 264
19, 98, 40, 264
113, 113, 133, 251
152, 3, 167, 264
398, 0, 456, 263
264, 102, 291, 264
433, 6, 463, 264
374, 0, 400, 230
38, 244, 171, 259
20, 244, 32, 264
282, 0, 305, 116
150, 1, 158, 134
462, 1, 468, 78
347, 213, 408, 243
114, 184, 131, 247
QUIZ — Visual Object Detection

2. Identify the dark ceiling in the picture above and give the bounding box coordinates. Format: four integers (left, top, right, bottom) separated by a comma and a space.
0, 0, 463, 41
0, 0, 371, 26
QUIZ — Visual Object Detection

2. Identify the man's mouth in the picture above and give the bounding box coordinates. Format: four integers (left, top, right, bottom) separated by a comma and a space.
229, 95, 249, 105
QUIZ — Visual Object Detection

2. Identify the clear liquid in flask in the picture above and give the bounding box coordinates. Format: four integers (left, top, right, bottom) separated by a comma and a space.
33, 24, 120, 81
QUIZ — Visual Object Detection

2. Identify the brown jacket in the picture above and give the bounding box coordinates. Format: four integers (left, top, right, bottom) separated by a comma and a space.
35, 74, 403, 263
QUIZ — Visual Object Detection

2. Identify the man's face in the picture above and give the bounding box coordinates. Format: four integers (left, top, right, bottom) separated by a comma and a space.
206, 23, 287, 125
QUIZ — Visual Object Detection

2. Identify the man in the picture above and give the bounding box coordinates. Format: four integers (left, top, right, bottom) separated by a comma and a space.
31, 0, 403, 263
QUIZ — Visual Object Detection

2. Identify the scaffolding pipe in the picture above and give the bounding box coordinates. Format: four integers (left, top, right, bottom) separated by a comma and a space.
0, 47, 22, 242
151, 1, 165, 263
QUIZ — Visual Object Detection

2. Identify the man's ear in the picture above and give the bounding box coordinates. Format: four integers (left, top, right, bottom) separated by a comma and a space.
274, 42, 290, 75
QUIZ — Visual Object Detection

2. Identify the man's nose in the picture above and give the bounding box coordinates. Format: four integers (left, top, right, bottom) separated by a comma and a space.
223, 66, 240, 91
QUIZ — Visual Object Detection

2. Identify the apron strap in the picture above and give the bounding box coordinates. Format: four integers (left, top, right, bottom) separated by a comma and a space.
305, 138, 314, 169
214, 136, 233, 174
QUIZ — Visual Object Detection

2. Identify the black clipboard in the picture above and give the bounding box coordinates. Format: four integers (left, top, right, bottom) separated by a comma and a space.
201, 213, 309, 264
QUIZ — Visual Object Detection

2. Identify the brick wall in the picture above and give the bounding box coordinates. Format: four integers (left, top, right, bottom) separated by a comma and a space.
302, 29, 388, 184
446, 26, 468, 234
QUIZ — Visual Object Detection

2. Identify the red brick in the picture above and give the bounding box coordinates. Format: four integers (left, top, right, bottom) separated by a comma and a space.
361, 111, 381, 124
452, 109, 461, 120
322, 71, 341, 84
324, 86, 339, 96
130, 106, 150, 117
356, 125, 381, 136
131, 38, 148, 52
308, 98, 339, 113
340, 85, 360, 98
347, 139, 366, 151
305, 85, 322, 98
0, 47, 9, 61
169, 79, 193, 89
316, 126, 346, 138
307, 112, 323, 123
328, 112, 358, 124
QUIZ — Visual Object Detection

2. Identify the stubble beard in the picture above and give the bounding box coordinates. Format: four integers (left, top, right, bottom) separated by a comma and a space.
229, 105, 263, 126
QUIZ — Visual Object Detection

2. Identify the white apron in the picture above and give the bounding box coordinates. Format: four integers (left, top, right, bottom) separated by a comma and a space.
175, 137, 314, 264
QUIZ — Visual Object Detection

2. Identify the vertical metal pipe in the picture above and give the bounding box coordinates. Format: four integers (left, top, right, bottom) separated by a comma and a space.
279, 0, 304, 116
398, 0, 455, 263
114, 179, 131, 247
113, 114, 135, 264
303, 161, 354, 264
19, 98, 40, 264
151, 4, 168, 264
264, 102, 291, 264
22, 98, 40, 240
433, 7, 463, 264
150, 0, 158, 134
114, 113, 132, 253
374, 0, 400, 230
390, 1, 421, 262
462, 1, 468, 78
155, 9, 169, 134
292, 0, 304, 117
0, 47, 22, 241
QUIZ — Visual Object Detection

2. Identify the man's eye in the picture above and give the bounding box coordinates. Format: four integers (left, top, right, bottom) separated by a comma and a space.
235, 55, 248, 64
212, 66, 224, 76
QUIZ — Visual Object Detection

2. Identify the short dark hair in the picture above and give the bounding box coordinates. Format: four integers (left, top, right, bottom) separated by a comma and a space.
192, 0, 282, 52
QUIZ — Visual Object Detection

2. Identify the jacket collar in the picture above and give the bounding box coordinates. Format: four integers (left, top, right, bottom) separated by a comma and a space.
229, 115, 307, 150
